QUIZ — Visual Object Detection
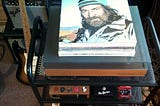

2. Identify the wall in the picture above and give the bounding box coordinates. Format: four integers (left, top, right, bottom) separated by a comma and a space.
0, 0, 7, 25
149, 0, 160, 40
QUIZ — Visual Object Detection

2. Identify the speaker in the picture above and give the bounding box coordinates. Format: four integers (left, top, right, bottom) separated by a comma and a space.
4, 0, 48, 29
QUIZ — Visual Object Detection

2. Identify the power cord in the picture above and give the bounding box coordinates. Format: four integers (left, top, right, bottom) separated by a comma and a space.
0, 44, 5, 62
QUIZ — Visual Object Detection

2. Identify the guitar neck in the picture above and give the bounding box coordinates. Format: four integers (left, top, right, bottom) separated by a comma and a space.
18, 0, 31, 53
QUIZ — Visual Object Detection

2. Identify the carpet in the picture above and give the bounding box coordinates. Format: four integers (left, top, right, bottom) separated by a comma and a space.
0, 36, 40, 106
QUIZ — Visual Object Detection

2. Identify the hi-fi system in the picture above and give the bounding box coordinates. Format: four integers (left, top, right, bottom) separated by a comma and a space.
49, 85, 132, 100
3, 0, 133, 101
49, 85, 90, 99
4, 0, 48, 29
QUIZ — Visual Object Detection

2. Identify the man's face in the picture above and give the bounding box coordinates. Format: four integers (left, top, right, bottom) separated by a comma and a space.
80, 4, 110, 27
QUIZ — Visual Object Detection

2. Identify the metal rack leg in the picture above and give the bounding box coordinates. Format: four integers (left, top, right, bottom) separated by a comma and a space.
31, 85, 44, 106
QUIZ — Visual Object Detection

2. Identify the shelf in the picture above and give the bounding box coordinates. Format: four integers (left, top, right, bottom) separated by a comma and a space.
31, 6, 156, 87
32, 61, 156, 86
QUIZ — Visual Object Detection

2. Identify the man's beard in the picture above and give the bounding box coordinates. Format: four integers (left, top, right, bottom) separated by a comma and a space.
85, 15, 108, 28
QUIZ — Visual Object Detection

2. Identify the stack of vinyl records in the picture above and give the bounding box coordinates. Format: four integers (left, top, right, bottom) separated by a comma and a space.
58, 0, 137, 57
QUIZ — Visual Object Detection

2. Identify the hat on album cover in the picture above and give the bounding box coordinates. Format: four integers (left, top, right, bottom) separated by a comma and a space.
78, 0, 107, 8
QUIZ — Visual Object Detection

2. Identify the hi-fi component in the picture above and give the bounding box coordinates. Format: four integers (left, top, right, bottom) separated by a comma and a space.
49, 85, 90, 99
93, 86, 115, 97
118, 86, 132, 99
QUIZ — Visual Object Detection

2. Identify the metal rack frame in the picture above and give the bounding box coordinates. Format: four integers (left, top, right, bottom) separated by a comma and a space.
26, 7, 160, 106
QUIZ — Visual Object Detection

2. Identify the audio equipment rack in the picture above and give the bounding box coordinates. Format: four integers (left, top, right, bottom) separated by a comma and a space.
26, 3, 159, 106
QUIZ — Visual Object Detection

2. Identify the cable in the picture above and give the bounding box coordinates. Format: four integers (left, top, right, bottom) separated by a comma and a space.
0, 44, 5, 62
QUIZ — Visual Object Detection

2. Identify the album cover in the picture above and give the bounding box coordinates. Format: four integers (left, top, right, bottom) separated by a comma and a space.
58, 0, 137, 56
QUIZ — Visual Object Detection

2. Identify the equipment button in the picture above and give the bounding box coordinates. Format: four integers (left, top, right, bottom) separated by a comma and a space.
60, 87, 65, 92
82, 86, 87, 92
54, 87, 59, 92
67, 87, 72, 93
74, 86, 80, 93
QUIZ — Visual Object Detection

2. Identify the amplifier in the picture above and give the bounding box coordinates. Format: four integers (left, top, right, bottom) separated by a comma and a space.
49, 85, 90, 99
4, 0, 48, 29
